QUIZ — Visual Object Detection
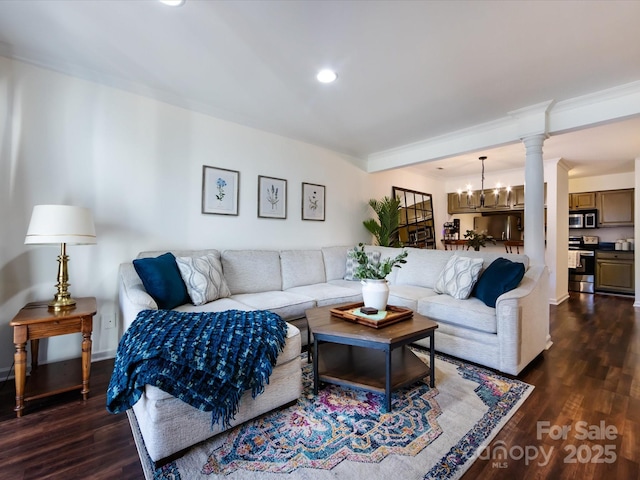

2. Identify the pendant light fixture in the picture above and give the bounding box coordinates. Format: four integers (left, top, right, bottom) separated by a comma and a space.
456, 156, 511, 208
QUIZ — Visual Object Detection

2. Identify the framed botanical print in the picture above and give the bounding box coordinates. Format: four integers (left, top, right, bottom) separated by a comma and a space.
202, 165, 239, 215
302, 182, 325, 221
258, 175, 287, 219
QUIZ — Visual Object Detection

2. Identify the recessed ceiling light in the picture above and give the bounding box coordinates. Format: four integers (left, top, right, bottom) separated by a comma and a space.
317, 69, 338, 83
159, 0, 185, 6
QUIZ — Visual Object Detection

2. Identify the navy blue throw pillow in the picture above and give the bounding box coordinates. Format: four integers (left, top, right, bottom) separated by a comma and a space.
133, 252, 190, 310
473, 257, 525, 308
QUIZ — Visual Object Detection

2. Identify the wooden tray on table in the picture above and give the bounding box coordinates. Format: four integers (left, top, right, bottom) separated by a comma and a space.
329, 302, 413, 328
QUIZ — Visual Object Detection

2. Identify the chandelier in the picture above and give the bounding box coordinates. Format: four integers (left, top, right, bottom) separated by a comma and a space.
456, 156, 511, 208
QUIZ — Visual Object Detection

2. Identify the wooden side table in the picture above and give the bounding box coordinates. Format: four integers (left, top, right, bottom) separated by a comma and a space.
9, 297, 96, 417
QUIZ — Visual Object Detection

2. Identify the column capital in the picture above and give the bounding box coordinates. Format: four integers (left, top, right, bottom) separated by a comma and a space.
522, 133, 547, 151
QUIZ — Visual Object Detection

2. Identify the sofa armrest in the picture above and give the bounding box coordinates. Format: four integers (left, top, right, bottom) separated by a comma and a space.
494, 264, 549, 375
118, 263, 158, 332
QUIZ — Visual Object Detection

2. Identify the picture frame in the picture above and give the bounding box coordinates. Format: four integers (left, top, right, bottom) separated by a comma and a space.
258, 175, 287, 219
202, 165, 239, 215
302, 182, 325, 221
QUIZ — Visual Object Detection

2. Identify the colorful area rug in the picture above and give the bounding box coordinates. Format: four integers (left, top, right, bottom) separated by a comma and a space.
128, 348, 533, 480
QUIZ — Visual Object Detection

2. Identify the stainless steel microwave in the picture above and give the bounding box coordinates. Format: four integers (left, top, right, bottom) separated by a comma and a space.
569, 210, 597, 229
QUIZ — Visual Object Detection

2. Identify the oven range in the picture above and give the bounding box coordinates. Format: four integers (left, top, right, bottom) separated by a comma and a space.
568, 236, 598, 293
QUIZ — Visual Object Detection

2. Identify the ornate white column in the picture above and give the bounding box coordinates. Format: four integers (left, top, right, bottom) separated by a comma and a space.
523, 134, 547, 266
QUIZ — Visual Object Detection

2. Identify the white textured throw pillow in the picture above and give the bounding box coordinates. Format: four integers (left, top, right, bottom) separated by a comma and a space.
344, 250, 381, 281
176, 253, 231, 306
434, 255, 484, 299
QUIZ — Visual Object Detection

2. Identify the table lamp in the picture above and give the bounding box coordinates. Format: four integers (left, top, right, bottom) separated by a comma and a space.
25, 205, 97, 310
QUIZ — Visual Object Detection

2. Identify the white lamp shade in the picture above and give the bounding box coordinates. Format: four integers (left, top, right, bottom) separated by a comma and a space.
25, 205, 97, 245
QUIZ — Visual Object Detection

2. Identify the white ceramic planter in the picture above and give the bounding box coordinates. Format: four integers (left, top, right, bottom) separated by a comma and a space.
361, 279, 390, 311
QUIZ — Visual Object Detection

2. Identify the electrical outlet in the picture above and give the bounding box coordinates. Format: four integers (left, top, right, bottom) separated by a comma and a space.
104, 313, 116, 330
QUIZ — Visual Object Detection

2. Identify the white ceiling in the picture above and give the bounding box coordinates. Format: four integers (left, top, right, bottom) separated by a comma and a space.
1, 0, 639, 179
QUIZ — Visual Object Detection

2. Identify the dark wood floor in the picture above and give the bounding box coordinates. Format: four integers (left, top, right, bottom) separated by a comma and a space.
0, 292, 638, 479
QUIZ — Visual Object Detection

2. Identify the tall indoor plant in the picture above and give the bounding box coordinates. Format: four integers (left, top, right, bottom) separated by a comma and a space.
362, 196, 402, 247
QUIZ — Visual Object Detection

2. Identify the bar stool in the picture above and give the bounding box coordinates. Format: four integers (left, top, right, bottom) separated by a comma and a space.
504, 241, 524, 254
444, 239, 469, 251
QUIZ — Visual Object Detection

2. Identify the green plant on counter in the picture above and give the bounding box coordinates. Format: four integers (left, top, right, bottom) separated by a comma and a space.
464, 229, 496, 251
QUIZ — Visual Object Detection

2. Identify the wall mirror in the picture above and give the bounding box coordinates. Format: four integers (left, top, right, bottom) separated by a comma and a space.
392, 186, 436, 249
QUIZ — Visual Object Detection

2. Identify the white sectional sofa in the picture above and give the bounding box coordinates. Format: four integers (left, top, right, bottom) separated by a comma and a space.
117, 245, 549, 464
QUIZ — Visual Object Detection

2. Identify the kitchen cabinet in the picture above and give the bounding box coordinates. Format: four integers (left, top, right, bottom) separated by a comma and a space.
512, 184, 547, 208
597, 189, 634, 227
569, 192, 597, 210
596, 251, 634, 294
512, 186, 526, 208
448, 191, 481, 213
482, 188, 512, 210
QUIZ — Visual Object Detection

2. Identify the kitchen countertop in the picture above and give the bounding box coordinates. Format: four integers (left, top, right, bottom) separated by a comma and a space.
596, 242, 634, 253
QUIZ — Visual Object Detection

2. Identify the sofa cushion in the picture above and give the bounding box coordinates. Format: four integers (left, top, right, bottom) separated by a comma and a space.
344, 249, 381, 280
222, 250, 282, 294
286, 283, 362, 307
327, 279, 362, 291
175, 253, 231, 306
321, 246, 351, 281
434, 255, 484, 300
449, 250, 530, 272
280, 250, 326, 289
388, 284, 438, 310
394, 249, 453, 288
231, 291, 316, 321
418, 295, 497, 334
137, 249, 221, 260
132, 253, 190, 310
473, 257, 526, 307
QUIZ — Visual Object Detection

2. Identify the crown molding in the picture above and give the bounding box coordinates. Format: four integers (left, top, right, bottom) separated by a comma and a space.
367, 116, 519, 172
549, 80, 640, 134
368, 81, 640, 173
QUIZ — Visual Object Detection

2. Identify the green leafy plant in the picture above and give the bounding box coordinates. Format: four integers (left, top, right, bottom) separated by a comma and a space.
464, 229, 496, 251
348, 243, 408, 280
362, 196, 402, 247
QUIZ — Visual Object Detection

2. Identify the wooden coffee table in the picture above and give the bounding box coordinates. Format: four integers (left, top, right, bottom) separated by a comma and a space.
306, 304, 438, 412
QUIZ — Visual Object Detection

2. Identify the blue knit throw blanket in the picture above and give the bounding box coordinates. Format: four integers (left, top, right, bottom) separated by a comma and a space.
106, 309, 288, 427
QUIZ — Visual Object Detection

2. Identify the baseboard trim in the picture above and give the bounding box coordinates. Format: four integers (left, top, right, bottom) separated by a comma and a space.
92, 349, 117, 362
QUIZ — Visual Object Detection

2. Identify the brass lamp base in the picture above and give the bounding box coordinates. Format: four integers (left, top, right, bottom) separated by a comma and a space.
49, 243, 76, 311
49, 295, 77, 311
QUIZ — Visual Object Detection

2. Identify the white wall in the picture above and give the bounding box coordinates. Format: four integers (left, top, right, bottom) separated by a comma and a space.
569, 172, 634, 192
0, 57, 380, 372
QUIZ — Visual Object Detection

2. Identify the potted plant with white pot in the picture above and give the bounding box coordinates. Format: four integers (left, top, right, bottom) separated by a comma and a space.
348, 243, 408, 311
